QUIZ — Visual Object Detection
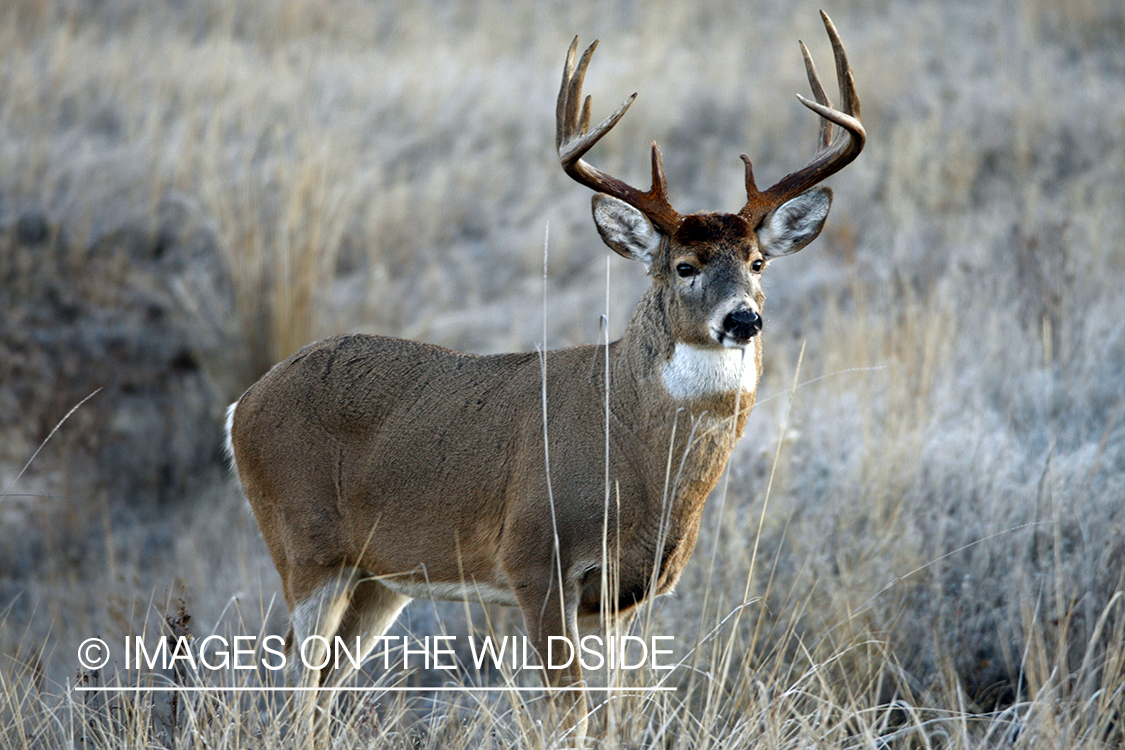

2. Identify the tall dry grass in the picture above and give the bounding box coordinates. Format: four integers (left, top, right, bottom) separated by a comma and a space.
2, 0, 1124, 746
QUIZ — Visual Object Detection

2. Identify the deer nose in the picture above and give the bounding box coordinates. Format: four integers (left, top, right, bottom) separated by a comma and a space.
723, 308, 762, 342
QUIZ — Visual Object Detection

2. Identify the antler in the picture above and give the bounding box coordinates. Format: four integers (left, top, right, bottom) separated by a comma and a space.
556, 37, 684, 236
739, 10, 866, 226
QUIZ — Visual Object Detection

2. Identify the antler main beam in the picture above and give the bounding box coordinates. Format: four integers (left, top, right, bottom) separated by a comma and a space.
556, 37, 683, 236
740, 10, 866, 225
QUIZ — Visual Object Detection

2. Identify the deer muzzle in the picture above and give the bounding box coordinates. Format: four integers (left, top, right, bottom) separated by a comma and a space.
722, 307, 762, 344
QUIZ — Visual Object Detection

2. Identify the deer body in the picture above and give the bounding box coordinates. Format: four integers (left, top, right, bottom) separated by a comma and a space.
227, 13, 864, 741
234, 302, 753, 624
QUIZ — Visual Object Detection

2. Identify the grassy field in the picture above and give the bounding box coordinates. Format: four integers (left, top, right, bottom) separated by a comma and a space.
2, 0, 1124, 746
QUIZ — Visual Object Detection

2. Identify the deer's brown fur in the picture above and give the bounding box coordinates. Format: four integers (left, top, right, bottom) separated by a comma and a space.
227, 13, 864, 742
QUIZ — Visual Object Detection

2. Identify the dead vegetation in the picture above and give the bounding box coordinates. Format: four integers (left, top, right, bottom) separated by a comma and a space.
1, 0, 1124, 746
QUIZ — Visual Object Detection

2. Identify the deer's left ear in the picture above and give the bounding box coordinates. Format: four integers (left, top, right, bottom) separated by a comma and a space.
757, 187, 832, 258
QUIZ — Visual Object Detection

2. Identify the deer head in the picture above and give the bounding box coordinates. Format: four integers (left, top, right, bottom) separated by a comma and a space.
557, 11, 864, 370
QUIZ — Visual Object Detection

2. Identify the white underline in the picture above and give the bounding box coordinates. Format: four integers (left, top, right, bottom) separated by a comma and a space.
73, 685, 676, 693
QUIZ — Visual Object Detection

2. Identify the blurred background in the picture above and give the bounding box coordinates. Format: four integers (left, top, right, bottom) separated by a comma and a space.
1, 0, 1123, 743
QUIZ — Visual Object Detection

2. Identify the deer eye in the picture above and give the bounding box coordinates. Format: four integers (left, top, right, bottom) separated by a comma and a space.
751, 259, 764, 273
675, 262, 698, 278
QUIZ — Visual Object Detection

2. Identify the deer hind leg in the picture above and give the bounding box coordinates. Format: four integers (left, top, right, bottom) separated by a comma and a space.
287, 569, 359, 687
322, 575, 410, 688
286, 568, 362, 747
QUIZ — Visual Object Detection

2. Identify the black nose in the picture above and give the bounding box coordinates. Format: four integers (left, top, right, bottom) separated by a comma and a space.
723, 308, 762, 341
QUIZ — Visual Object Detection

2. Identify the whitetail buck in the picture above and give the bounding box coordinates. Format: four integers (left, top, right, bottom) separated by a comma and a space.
227, 11, 863, 741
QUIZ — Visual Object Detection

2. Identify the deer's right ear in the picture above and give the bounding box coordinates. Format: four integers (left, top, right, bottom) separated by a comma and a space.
592, 194, 660, 267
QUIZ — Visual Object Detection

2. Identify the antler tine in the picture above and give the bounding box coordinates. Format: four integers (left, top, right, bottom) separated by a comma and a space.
822, 9, 861, 122
579, 95, 592, 135
556, 37, 581, 151
799, 40, 832, 151
739, 11, 865, 226
556, 37, 683, 235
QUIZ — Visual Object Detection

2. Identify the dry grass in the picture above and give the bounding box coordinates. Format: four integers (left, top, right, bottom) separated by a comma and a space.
2, 0, 1125, 746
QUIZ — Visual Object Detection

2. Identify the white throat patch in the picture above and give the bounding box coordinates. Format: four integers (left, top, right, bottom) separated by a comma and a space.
661, 341, 758, 402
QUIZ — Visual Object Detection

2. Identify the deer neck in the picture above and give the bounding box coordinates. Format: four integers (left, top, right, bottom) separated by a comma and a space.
600, 286, 755, 570
607, 286, 756, 484
611, 285, 759, 425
